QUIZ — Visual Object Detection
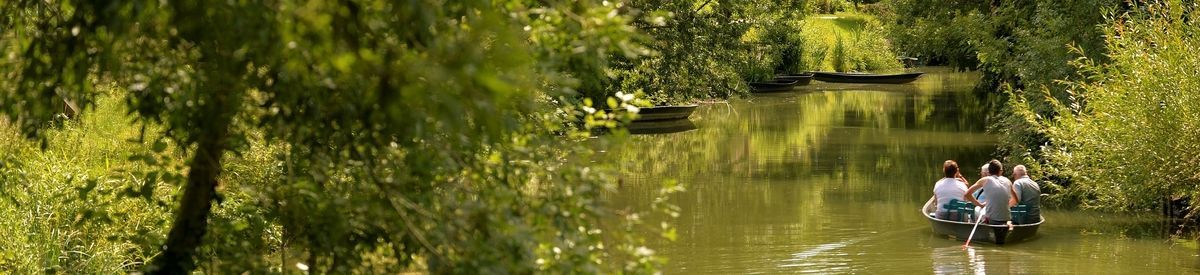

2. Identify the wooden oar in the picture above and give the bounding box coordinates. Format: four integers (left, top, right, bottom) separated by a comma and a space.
963, 205, 987, 248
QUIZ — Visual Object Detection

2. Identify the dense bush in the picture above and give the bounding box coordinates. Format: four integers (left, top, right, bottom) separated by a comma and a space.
0, 0, 677, 273
1010, 2, 1200, 213
882, 0, 987, 68
611, 1, 801, 104
762, 20, 807, 74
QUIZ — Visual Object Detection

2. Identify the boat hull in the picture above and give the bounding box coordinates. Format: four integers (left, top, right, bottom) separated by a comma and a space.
749, 79, 800, 93
811, 71, 924, 84
634, 105, 698, 122
628, 119, 697, 135
774, 74, 813, 85
922, 197, 1043, 244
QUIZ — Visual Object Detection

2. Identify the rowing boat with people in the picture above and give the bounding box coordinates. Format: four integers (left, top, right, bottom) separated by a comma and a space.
922, 196, 1044, 244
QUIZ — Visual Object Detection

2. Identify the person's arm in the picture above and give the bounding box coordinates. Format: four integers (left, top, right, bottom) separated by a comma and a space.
964, 179, 985, 207
1012, 182, 1023, 202
1008, 183, 1019, 207
955, 172, 969, 185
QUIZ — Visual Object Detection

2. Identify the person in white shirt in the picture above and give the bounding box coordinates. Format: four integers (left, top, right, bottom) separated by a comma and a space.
932, 160, 970, 220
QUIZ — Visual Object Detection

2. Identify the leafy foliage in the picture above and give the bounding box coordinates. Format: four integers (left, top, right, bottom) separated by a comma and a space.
1, 0, 677, 273
882, 0, 1126, 202
1010, 2, 1200, 213
609, 0, 812, 104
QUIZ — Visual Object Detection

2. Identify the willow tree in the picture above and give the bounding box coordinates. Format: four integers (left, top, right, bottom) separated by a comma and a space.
1, 0, 670, 273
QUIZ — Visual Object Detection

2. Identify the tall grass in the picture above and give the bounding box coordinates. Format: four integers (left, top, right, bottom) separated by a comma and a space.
0, 95, 280, 272
0, 96, 169, 272
769, 12, 902, 73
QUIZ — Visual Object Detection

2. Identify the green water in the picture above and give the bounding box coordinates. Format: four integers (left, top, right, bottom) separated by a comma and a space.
614, 68, 1200, 274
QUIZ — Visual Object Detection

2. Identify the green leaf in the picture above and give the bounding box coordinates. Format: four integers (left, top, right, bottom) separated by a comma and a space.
152, 139, 168, 153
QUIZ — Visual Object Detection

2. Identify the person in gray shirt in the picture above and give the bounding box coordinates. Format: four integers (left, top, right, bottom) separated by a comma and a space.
1011, 165, 1041, 224
965, 160, 1018, 244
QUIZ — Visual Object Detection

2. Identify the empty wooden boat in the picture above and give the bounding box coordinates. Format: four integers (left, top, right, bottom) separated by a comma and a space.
811, 71, 924, 84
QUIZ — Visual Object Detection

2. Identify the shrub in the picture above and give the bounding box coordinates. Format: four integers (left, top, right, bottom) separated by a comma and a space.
1012, 3, 1200, 213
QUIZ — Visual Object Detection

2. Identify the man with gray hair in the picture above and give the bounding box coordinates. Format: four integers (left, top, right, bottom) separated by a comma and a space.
1011, 165, 1041, 224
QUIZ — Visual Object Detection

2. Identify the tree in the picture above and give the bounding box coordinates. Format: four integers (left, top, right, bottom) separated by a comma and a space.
2, 0, 670, 273
607, 0, 808, 104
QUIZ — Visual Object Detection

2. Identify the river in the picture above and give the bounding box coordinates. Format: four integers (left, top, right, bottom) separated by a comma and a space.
613, 67, 1200, 274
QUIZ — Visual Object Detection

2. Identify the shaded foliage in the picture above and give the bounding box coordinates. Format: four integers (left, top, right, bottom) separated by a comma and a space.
608, 0, 808, 104
1, 0, 676, 273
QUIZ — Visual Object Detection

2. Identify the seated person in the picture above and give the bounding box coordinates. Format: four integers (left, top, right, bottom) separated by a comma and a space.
972, 164, 987, 218
1011, 165, 1041, 224
933, 160, 969, 220
965, 160, 1019, 244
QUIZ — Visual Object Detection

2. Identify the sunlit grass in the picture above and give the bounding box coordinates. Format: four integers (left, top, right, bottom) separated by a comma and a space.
799, 12, 902, 72
0, 96, 174, 273
0, 95, 282, 273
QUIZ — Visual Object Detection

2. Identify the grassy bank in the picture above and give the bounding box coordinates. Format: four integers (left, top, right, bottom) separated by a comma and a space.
885, 0, 1200, 227
765, 12, 902, 73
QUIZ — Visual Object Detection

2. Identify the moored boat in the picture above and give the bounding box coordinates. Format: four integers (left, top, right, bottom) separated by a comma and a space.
634, 105, 698, 122
749, 79, 800, 93
811, 71, 924, 84
922, 197, 1043, 244
629, 118, 698, 135
774, 73, 813, 85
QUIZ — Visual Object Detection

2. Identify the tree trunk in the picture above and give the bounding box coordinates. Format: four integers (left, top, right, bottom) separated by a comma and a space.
148, 110, 230, 274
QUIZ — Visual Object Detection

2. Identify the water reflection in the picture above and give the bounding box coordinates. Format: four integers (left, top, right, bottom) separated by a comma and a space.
610, 67, 1200, 274
629, 119, 698, 135
929, 245, 1036, 275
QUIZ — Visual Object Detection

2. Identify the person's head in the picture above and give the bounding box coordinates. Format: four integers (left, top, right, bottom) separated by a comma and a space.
943, 160, 960, 178
1013, 165, 1027, 178
980, 164, 988, 177
988, 159, 1003, 176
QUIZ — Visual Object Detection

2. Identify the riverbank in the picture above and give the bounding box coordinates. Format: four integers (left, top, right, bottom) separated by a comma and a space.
611, 68, 1200, 273
886, 0, 1200, 225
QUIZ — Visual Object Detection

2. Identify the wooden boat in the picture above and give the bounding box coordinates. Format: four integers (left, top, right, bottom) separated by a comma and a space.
774, 73, 813, 85
634, 105, 698, 122
629, 119, 698, 135
810, 71, 924, 84
922, 197, 1044, 244
749, 79, 799, 93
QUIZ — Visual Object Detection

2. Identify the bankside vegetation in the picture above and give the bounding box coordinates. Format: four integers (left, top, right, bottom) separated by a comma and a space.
0, 0, 917, 273
1011, 3, 1200, 214
887, 0, 1200, 224
0, 1, 671, 273
608, 1, 901, 104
